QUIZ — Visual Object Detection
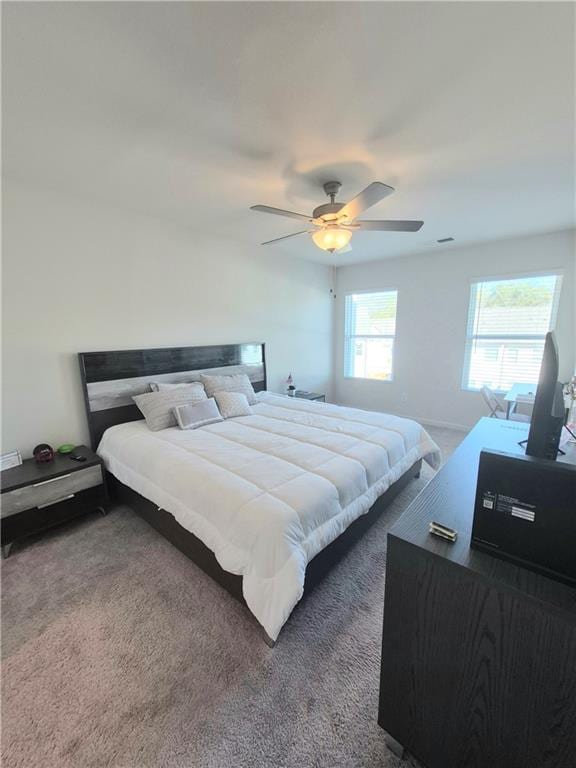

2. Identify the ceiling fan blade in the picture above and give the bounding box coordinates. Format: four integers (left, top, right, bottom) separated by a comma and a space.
337, 244, 353, 254
251, 205, 315, 223
261, 230, 312, 245
337, 182, 395, 221
352, 220, 424, 232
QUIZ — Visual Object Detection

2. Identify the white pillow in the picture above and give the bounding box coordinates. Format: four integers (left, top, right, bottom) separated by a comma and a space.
200, 373, 257, 405
149, 381, 200, 392
174, 398, 223, 430
213, 391, 252, 419
133, 384, 207, 431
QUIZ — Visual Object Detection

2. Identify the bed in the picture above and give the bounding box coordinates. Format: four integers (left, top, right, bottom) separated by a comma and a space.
79, 343, 440, 643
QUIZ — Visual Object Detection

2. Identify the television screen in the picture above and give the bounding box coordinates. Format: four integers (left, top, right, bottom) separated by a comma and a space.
525, 332, 564, 460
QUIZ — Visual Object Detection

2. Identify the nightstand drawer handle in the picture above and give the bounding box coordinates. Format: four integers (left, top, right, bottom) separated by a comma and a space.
33, 474, 71, 488
37, 493, 74, 510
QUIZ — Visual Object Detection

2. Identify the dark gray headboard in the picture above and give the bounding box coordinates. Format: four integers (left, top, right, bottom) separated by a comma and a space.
79, 343, 266, 450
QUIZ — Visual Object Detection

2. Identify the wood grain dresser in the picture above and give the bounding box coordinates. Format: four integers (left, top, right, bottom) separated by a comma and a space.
378, 417, 576, 768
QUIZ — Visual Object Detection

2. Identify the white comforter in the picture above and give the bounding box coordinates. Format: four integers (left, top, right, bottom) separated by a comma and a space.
98, 392, 441, 640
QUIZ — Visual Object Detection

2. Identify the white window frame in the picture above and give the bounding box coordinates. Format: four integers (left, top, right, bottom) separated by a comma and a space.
344, 288, 398, 382
461, 270, 563, 393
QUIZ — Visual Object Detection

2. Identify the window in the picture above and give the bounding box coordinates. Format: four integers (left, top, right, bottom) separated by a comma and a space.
462, 273, 562, 392
344, 290, 398, 380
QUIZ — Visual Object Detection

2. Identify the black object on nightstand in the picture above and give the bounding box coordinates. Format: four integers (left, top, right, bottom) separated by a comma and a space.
0, 445, 108, 558
294, 390, 326, 402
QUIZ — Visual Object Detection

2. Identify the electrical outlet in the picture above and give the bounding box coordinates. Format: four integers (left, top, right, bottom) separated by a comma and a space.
400, 392, 408, 403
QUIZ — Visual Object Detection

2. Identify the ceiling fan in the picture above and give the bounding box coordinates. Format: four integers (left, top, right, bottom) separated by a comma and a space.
250, 181, 423, 254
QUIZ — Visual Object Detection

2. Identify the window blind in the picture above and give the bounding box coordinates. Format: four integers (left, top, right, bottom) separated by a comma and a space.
462, 273, 563, 392
344, 290, 398, 380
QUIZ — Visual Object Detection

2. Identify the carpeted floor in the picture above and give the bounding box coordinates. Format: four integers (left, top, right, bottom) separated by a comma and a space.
1, 427, 464, 768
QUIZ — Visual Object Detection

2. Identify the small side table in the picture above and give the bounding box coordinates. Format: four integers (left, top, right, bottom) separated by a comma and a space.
0, 445, 108, 557
294, 391, 326, 403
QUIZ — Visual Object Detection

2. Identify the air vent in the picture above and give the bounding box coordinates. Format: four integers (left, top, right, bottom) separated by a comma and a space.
437, 237, 454, 243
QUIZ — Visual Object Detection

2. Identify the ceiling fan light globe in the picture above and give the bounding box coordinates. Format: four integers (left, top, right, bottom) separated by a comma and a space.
311, 228, 352, 253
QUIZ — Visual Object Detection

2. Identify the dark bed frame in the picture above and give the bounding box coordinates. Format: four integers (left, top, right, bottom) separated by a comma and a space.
79, 342, 421, 645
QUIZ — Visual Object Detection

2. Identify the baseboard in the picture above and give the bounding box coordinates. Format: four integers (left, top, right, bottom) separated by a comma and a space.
403, 415, 470, 432
374, 410, 470, 432
331, 396, 472, 432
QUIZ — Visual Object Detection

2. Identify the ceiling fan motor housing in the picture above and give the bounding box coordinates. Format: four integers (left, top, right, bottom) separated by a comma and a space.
312, 202, 345, 221
314, 181, 347, 222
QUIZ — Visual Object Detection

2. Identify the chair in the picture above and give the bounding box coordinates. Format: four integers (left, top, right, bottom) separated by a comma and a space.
481, 385, 532, 423
509, 399, 532, 423
481, 386, 506, 419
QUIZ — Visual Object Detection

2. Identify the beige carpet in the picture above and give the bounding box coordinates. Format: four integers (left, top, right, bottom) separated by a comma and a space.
1, 427, 464, 768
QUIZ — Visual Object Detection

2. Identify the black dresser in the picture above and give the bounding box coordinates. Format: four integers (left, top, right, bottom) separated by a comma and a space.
1, 446, 108, 557
378, 417, 576, 768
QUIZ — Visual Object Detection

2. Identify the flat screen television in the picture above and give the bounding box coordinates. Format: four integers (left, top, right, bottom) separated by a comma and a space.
525, 331, 565, 460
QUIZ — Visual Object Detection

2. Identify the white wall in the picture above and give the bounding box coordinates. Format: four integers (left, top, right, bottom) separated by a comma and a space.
334, 229, 575, 430
1, 184, 333, 456
3, 186, 573, 456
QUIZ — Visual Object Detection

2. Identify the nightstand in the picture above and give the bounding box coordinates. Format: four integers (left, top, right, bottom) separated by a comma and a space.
0, 446, 108, 557
294, 391, 326, 402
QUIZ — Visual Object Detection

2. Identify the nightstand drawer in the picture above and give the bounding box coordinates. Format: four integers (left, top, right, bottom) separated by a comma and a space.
1, 464, 102, 518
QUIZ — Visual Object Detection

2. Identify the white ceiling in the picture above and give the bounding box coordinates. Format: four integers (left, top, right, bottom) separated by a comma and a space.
4, 2, 575, 266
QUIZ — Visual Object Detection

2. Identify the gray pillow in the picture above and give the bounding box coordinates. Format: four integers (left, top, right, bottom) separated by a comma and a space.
200, 373, 257, 405
149, 381, 200, 392
174, 398, 223, 430
133, 384, 207, 431
214, 391, 252, 419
